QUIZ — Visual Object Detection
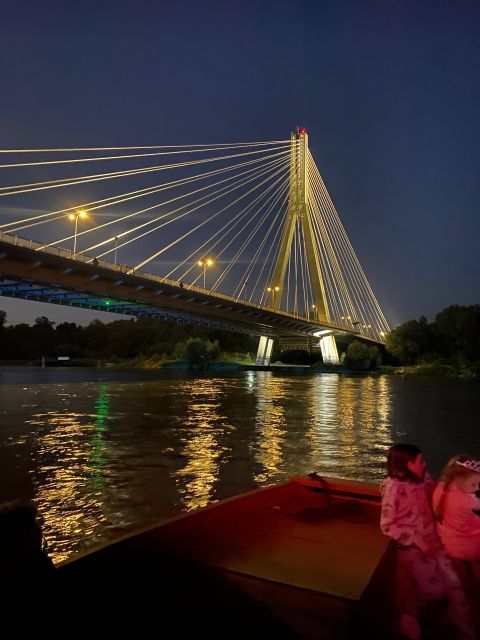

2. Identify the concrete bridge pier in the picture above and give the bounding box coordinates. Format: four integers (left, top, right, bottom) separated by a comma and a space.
314, 330, 340, 364
256, 336, 274, 365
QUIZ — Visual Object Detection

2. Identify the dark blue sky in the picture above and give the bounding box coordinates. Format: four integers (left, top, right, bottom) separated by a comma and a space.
1, 0, 479, 327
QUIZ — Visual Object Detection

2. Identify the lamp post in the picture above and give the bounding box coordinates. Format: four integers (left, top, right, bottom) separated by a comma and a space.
114, 236, 119, 266
197, 258, 214, 289
68, 210, 88, 258
238, 279, 248, 303
311, 304, 317, 320
267, 285, 280, 307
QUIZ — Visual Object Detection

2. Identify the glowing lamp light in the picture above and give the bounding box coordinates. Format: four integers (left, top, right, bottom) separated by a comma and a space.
197, 257, 214, 289
69, 210, 89, 258
70, 210, 88, 221
267, 285, 280, 307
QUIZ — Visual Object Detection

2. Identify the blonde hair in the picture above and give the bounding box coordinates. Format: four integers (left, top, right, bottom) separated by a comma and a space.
435, 454, 480, 523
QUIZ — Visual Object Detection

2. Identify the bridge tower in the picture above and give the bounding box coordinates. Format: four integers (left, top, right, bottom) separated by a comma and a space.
256, 128, 339, 365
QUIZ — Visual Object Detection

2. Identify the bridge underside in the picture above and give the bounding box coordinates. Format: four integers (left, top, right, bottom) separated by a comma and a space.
0, 237, 359, 341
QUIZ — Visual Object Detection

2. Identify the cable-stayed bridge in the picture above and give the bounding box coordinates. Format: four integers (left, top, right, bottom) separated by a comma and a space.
0, 129, 390, 364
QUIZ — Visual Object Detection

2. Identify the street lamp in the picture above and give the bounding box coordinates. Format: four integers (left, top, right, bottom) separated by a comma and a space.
237, 279, 248, 303
267, 285, 280, 307
68, 210, 88, 258
114, 236, 119, 266
197, 258, 214, 289
311, 304, 317, 320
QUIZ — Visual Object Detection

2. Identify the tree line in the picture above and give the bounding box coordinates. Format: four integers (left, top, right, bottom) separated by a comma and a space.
0, 310, 257, 363
0, 303, 478, 373
385, 304, 480, 374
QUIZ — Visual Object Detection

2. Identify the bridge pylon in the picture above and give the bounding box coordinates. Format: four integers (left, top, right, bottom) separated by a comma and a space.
256, 128, 339, 365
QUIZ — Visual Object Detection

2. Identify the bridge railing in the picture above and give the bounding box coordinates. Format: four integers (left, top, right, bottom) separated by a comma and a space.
0, 230, 347, 332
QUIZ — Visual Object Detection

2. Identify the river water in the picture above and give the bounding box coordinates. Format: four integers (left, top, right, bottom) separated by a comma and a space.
0, 366, 478, 563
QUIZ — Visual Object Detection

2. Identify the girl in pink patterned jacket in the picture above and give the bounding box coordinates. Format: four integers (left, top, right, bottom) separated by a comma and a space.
380, 444, 474, 640
433, 455, 480, 575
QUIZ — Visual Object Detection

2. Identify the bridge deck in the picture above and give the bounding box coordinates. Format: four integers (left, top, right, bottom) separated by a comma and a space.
0, 232, 382, 344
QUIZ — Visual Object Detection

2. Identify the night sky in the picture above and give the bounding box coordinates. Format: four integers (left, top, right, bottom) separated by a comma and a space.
1, 0, 479, 328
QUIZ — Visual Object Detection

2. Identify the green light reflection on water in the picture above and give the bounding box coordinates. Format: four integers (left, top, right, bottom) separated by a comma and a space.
88, 384, 110, 490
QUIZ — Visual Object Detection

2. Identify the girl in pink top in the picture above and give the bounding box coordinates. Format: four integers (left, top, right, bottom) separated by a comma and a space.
380, 444, 474, 639
433, 455, 480, 565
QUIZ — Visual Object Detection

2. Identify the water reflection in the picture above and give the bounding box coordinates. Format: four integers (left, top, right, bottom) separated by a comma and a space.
252, 373, 393, 484
27, 385, 114, 563
174, 378, 232, 510
251, 373, 289, 484
304, 375, 392, 479
247, 372, 391, 484
89, 384, 110, 489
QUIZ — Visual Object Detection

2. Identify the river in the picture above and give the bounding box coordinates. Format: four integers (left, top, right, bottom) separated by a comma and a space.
0, 366, 478, 563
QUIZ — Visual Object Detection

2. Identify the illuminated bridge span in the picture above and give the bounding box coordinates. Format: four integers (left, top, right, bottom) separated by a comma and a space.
0, 130, 390, 364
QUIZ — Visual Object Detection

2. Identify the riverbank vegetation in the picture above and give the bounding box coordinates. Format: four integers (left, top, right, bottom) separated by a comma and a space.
0, 310, 257, 367
384, 305, 480, 377
0, 303, 478, 376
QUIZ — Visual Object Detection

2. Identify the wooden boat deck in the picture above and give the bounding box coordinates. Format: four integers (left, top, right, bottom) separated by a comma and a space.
135, 477, 389, 600
56, 477, 398, 638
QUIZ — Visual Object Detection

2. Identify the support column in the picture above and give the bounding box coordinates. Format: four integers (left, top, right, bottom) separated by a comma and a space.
256, 336, 274, 365
318, 334, 339, 364
263, 337, 274, 365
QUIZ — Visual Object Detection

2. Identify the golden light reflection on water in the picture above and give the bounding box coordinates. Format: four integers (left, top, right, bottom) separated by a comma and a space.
243, 372, 394, 485
304, 374, 392, 479
174, 378, 232, 511
27, 385, 113, 563
251, 374, 289, 484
